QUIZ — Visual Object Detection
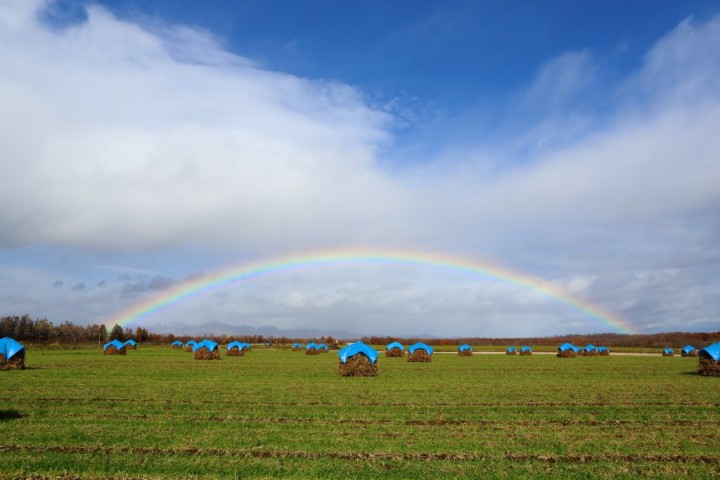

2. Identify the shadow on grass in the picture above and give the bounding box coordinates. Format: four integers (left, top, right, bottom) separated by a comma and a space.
0, 409, 22, 421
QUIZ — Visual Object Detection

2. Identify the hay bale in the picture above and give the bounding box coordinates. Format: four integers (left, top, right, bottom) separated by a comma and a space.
584, 350, 599, 357
171, 345, 182, 350
698, 358, 720, 376
385, 348, 404, 357
682, 350, 698, 357
407, 350, 432, 362
598, 350, 610, 356
226, 348, 245, 357
126, 344, 137, 350
519, 350, 533, 356
306, 348, 321, 355
0, 352, 25, 370
184, 346, 194, 352
662, 351, 674, 357
557, 349, 577, 358
104, 345, 126, 355
194, 347, 220, 360
458, 349, 473, 356
339, 353, 379, 377
506, 350, 517, 355
292, 346, 302, 351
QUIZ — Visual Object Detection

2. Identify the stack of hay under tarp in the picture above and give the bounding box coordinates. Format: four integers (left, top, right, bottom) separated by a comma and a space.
682, 345, 697, 357
519, 345, 533, 356
458, 344, 473, 356
662, 348, 675, 357
171, 340, 183, 349
184, 340, 197, 352
597, 346, 610, 356
0, 337, 25, 370
506, 346, 517, 355
193, 339, 220, 360
103, 339, 126, 355
317, 343, 329, 353
226, 341, 250, 356
557, 342, 577, 358
386, 341, 404, 357
698, 343, 720, 376
584, 344, 599, 357
123, 339, 137, 350
292, 342, 303, 351
407, 342, 433, 362
338, 341, 379, 377
306, 342, 321, 355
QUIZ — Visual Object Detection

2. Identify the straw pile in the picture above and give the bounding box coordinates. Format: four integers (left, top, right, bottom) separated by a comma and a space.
0, 352, 25, 370
519, 350, 533, 356
407, 350, 432, 362
682, 350, 698, 357
662, 351, 674, 357
226, 348, 245, 357
126, 344, 137, 350
339, 354, 379, 377
458, 349, 473, 356
104, 345, 126, 355
599, 350, 610, 356
171, 344, 182, 350
506, 350, 517, 355
584, 350, 599, 357
184, 346, 194, 352
306, 348, 321, 355
557, 349, 577, 358
194, 347, 220, 360
698, 358, 720, 376
292, 345, 302, 351
386, 348, 403, 357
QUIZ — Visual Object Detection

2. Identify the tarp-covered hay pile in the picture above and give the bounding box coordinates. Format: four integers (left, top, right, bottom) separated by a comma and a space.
662, 349, 674, 357
226, 347, 245, 356
458, 344, 473, 356
0, 337, 25, 370
103, 340, 126, 355
698, 343, 720, 377
506, 347, 517, 355
171, 341, 182, 349
124, 340, 137, 350
386, 348, 403, 357
519, 346, 533, 356
339, 354, 379, 376
194, 347, 220, 360
682, 346, 697, 357
408, 350, 432, 362
557, 349, 577, 358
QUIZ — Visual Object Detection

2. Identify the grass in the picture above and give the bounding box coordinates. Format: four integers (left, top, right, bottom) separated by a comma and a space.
1, 346, 718, 479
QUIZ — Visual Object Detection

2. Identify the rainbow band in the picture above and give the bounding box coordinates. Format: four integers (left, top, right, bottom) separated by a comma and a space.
106, 248, 634, 334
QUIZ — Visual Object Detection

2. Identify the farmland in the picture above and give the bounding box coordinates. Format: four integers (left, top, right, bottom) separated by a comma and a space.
1, 346, 719, 479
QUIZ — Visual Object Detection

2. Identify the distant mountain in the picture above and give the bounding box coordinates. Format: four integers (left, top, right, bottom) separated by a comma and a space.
138, 320, 363, 339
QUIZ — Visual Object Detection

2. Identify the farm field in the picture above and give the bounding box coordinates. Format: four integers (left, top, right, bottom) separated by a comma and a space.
1, 346, 719, 479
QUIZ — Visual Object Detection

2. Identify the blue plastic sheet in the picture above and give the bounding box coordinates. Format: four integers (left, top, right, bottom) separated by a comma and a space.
408, 342, 433, 355
558, 342, 575, 352
520, 345, 533, 352
227, 340, 243, 350
663, 348, 674, 355
458, 344, 472, 352
699, 342, 720, 361
292, 343, 303, 349
103, 339, 125, 351
506, 346, 516, 353
386, 341, 404, 351
171, 340, 182, 347
0, 337, 25, 360
306, 342, 318, 350
597, 346, 609, 353
318, 343, 329, 351
124, 339, 137, 346
682, 345, 695, 354
192, 339, 218, 352
184, 340, 197, 348
338, 341, 378, 364
585, 344, 597, 351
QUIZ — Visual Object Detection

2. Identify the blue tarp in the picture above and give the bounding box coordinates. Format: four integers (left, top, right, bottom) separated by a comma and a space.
663, 348, 674, 355
458, 344, 472, 352
558, 342, 575, 352
103, 339, 125, 351
520, 346, 533, 352
573, 346, 584, 352
124, 339, 137, 346
699, 342, 720, 361
0, 337, 25, 360
386, 341, 404, 351
292, 343, 303, 349
338, 341, 378, 364
682, 345, 695, 354
227, 341, 250, 351
171, 340, 182, 347
506, 346, 516, 353
597, 346, 609, 353
306, 342, 318, 350
408, 342, 433, 355
585, 344, 597, 352
193, 339, 218, 352
184, 340, 197, 348
318, 343, 329, 351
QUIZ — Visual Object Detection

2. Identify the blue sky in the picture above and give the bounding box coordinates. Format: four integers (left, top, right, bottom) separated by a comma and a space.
1, 0, 719, 336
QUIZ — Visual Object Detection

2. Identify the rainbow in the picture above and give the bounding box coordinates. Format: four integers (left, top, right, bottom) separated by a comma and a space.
105, 247, 635, 334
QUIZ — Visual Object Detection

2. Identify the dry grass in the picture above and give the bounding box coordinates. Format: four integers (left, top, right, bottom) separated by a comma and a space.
584, 350, 599, 357
557, 350, 577, 358
226, 348, 245, 357
407, 350, 432, 362
338, 354, 379, 377
126, 344, 137, 350
385, 348, 404, 357
184, 346, 194, 352
0, 352, 25, 370
291, 346, 302, 351
598, 350, 610, 357
698, 358, 720, 376
458, 350, 473, 356
662, 351, 674, 357
104, 345, 126, 356
306, 349, 321, 355
506, 350, 517, 355
519, 350, 533, 356
171, 345, 182, 350
194, 347, 220, 360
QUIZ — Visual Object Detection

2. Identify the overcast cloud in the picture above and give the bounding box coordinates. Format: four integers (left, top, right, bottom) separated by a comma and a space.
0, 2, 718, 336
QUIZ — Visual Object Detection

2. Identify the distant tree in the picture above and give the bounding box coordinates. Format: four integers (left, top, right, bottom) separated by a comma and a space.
109, 324, 125, 341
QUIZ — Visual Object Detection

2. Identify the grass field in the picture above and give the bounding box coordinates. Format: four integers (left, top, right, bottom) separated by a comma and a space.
1, 346, 719, 479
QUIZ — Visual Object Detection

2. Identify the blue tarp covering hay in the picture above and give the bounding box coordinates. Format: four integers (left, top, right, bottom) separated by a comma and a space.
458, 344, 473, 356
682, 345, 697, 357
506, 346, 517, 355
103, 339, 126, 355
193, 340, 220, 360
123, 339, 137, 350
597, 346, 610, 356
698, 342, 720, 376
584, 344, 598, 356
306, 342, 321, 355
519, 346, 533, 356
0, 337, 25, 369
386, 341, 404, 357
662, 348, 674, 357
557, 342, 577, 358
338, 341, 379, 376
171, 340, 182, 349
292, 342, 303, 351
226, 341, 250, 356
184, 340, 197, 352
408, 342, 433, 362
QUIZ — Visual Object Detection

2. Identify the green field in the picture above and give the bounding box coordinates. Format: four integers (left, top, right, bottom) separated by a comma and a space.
1, 347, 719, 479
